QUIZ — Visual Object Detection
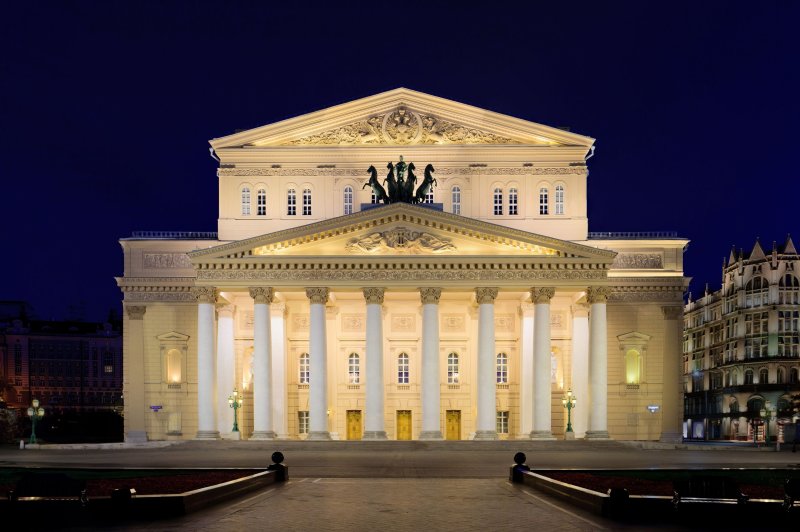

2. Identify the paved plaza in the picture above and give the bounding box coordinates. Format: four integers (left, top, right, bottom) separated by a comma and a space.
3, 440, 798, 530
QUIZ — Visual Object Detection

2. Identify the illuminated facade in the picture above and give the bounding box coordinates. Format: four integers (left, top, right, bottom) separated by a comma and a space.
117, 89, 688, 442
683, 238, 800, 441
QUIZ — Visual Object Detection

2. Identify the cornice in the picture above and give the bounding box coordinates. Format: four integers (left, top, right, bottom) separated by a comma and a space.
217, 165, 588, 177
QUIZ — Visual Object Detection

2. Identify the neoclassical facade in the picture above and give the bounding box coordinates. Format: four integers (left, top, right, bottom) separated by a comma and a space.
117, 89, 688, 442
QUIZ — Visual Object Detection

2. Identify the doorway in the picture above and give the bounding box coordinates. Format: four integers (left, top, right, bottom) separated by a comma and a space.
346, 410, 362, 440
445, 410, 461, 440
396, 410, 412, 440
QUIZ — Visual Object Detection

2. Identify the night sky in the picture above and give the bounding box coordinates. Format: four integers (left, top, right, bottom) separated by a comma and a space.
2, 2, 798, 321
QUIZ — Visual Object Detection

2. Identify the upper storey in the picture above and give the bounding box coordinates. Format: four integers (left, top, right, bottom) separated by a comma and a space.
210, 88, 595, 242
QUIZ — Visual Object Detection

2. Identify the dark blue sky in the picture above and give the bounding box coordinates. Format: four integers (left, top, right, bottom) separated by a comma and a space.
1, 1, 798, 321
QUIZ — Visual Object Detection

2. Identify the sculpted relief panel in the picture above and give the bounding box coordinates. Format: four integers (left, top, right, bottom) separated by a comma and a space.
611, 253, 664, 269
346, 227, 456, 254
282, 107, 520, 146
143, 253, 193, 269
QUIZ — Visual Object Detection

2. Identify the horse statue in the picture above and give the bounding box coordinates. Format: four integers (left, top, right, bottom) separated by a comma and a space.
414, 164, 437, 204
404, 162, 418, 203
383, 162, 397, 203
364, 165, 388, 204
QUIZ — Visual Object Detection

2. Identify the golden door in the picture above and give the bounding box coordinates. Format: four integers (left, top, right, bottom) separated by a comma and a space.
346, 410, 362, 440
445, 410, 461, 440
396, 410, 412, 440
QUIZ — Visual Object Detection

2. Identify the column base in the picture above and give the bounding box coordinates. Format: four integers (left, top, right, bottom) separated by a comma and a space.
250, 431, 276, 441
564, 431, 575, 440
362, 431, 388, 440
659, 431, 683, 443
585, 430, 610, 440
124, 431, 147, 443
529, 430, 556, 440
419, 430, 443, 440
195, 430, 220, 440
222, 431, 242, 441
474, 430, 498, 441
307, 431, 332, 441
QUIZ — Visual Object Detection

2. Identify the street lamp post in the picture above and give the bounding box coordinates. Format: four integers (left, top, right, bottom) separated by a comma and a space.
561, 389, 577, 440
228, 389, 243, 433
27, 398, 45, 444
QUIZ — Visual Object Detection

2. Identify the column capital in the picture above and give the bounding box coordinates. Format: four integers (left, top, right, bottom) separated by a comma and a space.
419, 287, 442, 305
661, 305, 683, 320
126, 306, 146, 320
570, 304, 589, 318
475, 287, 499, 305
519, 302, 535, 317
191, 286, 217, 304
586, 286, 611, 304
530, 287, 555, 304
363, 287, 386, 305
249, 287, 275, 304
306, 287, 329, 305
216, 303, 234, 318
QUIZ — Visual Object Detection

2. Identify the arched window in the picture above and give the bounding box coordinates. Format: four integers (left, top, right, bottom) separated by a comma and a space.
745, 277, 768, 308
539, 187, 549, 215
791, 368, 799, 384
257, 188, 266, 216
779, 274, 800, 304
493, 188, 503, 215
397, 353, 409, 384
348, 353, 360, 384
496, 353, 508, 384
287, 188, 297, 216
447, 352, 460, 384
555, 185, 564, 215
508, 188, 518, 215
746, 396, 763, 413
625, 349, 642, 384
451, 186, 461, 215
343, 186, 353, 215
777, 367, 785, 384
299, 353, 309, 384
758, 368, 768, 384
166, 349, 182, 384
729, 398, 739, 414
241, 187, 251, 216
744, 369, 754, 384
302, 188, 312, 215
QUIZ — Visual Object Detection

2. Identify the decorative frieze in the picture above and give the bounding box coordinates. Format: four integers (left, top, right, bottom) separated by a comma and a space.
442, 314, 465, 332
611, 253, 664, 270
218, 166, 587, 177
608, 285, 685, 303
143, 253, 193, 269
391, 314, 416, 332
190, 286, 217, 304
341, 314, 365, 332
126, 306, 146, 320
249, 287, 275, 304
475, 287, 499, 304
586, 286, 611, 304
124, 292, 196, 302
197, 269, 606, 282
363, 287, 386, 305
530, 287, 555, 304
346, 228, 456, 254
306, 287, 329, 304
419, 287, 442, 305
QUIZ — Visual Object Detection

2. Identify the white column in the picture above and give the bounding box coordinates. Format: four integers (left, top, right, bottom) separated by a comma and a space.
363, 288, 387, 440
660, 305, 684, 443
216, 303, 236, 437
571, 304, 590, 439
307, 287, 331, 440
475, 287, 499, 440
192, 287, 219, 439
124, 306, 147, 443
531, 287, 556, 440
420, 287, 443, 440
518, 303, 534, 438
271, 303, 288, 439
586, 286, 610, 439
250, 287, 275, 440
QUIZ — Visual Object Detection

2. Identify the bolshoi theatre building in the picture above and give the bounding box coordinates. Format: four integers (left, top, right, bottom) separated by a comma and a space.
117, 89, 688, 442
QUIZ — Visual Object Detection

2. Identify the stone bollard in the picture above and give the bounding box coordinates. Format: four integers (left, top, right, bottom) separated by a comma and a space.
605, 487, 629, 519
19, 440, 24, 450
268, 451, 288, 481
509, 452, 530, 483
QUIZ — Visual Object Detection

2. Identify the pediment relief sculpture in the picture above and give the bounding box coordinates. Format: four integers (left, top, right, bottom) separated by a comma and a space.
282, 106, 521, 146
345, 227, 456, 254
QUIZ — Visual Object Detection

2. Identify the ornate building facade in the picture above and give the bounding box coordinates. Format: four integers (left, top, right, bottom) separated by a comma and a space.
117, 89, 688, 442
683, 238, 800, 441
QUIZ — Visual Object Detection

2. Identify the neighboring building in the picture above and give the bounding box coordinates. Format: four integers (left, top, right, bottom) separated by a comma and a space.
683, 238, 800, 441
0, 316, 122, 412
117, 88, 688, 443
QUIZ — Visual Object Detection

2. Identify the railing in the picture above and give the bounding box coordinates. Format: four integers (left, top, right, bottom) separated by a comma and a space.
588, 231, 679, 239
129, 231, 218, 240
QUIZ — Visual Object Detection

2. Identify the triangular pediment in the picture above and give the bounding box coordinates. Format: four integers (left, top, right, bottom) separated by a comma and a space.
190, 203, 614, 263
209, 88, 594, 149
156, 331, 190, 342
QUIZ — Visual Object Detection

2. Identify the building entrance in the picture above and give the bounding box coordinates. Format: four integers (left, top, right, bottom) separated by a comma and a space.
347, 410, 362, 440
445, 410, 461, 440
396, 410, 412, 440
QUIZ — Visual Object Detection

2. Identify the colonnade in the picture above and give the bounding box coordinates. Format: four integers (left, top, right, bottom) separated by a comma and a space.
192, 285, 610, 441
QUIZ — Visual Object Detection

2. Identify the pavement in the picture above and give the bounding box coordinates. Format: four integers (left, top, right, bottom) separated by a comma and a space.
3, 440, 799, 531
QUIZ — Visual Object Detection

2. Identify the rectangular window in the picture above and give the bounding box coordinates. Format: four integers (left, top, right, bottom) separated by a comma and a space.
779, 310, 799, 332
257, 189, 266, 216
298, 411, 309, 434
508, 188, 518, 215
496, 411, 509, 434
539, 188, 549, 215
302, 189, 312, 215
451, 187, 461, 215
554, 185, 564, 215
397, 355, 409, 384
241, 188, 251, 216
493, 189, 503, 215
287, 189, 297, 216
